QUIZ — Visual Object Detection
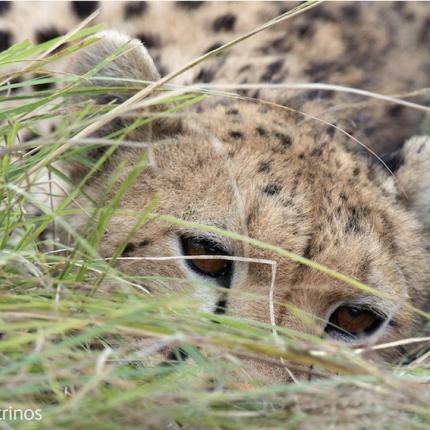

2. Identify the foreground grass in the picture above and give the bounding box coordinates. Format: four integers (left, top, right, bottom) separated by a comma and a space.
0, 10, 430, 430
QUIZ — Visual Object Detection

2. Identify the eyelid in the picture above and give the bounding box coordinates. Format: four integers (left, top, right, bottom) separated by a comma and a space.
325, 298, 387, 323
180, 234, 231, 255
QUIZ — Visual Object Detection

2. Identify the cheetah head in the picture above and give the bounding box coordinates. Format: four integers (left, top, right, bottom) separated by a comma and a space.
65, 32, 430, 382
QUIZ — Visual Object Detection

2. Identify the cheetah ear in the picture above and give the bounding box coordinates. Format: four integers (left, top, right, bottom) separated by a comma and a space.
393, 136, 430, 227
69, 31, 181, 138
72, 30, 160, 93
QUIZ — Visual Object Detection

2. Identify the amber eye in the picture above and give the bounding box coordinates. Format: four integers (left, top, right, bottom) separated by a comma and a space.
325, 305, 385, 340
180, 236, 233, 287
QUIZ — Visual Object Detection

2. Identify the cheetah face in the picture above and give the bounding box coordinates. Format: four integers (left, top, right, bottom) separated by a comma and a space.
68, 32, 430, 381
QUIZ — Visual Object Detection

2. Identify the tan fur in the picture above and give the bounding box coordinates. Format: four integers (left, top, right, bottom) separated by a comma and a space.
4, 2, 430, 382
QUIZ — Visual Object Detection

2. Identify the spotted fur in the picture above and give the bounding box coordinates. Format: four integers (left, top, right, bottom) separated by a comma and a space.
2, 2, 430, 382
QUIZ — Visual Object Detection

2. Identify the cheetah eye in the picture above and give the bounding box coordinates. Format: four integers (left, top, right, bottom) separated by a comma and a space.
325, 305, 385, 341
180, 236, 233, 287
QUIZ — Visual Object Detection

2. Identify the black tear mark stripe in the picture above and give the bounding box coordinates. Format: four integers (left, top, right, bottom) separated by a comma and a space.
124, 1, 147, 19
215, 298, 227, 314
71, 1, 99, 18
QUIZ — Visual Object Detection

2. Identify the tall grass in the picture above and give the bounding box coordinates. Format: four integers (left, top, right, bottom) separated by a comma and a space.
0, 10, 429, 430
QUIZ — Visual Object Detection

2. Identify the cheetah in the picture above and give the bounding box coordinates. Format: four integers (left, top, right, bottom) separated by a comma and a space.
2, 1, 430, 382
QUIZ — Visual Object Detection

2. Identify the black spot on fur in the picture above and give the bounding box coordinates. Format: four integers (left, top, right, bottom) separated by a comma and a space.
196, 68, 215, 83
122, 243, 136, 256
139, 239, 150, 247
239, 64, 251, 74
325, 125, 336, 137
310, 147, 323, 157
273, 36, 289, 50
297, 23, 314, 38
353, 167, 360, 176
256, 126, 267, 136
261, 60, 283, 81
203, 41, 223, 54
340, 192, 348, 202
36, 28, 61, 44
259, 36, 291, 55
124, 2, 147, 18
274, 132, 292, 148
341, 4, 360, 22
306, 89, 334, 100
176, 1, 204, 10
0, 30, 11, 51
257, 161, 271, 173
212, 13, 236, 32
226, 108, 239, 115
345, 207, 361, 234
305, 61, 342, 80
0, 1, 10, 15
307, 8, 336, 22
387, 104, 404, 118
136, 32, 161, 49
229, 131, 243, 140
71, 1, 99, 18
263, 183, 282, 196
